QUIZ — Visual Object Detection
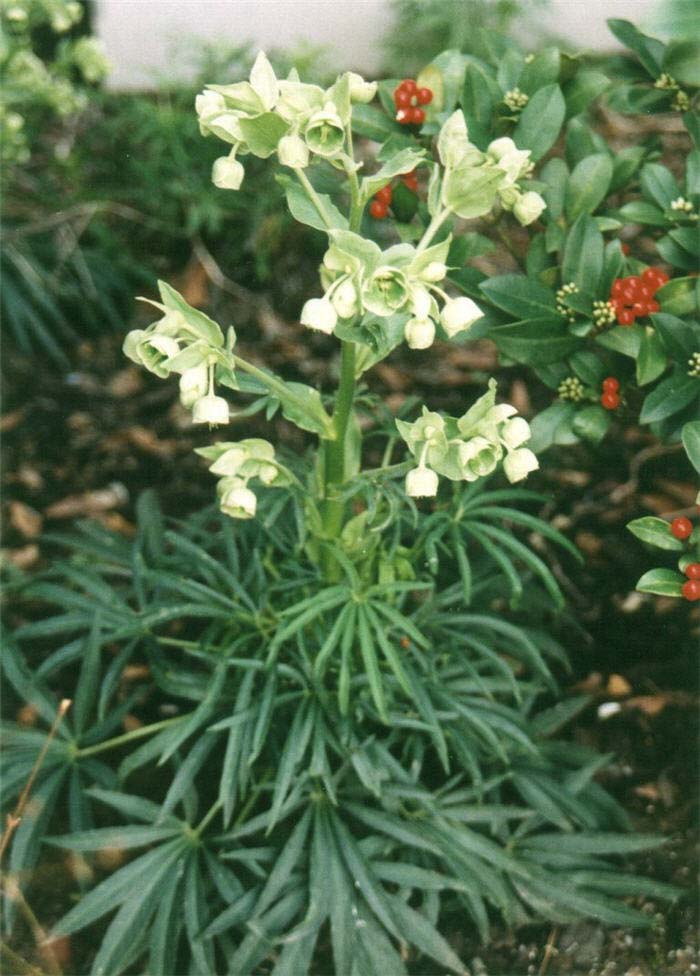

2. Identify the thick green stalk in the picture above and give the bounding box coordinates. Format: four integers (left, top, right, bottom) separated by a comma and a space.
321, 340, 357, 568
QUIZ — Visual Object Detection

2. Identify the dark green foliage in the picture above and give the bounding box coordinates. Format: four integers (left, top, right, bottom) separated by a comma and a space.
2, 482, 678, 974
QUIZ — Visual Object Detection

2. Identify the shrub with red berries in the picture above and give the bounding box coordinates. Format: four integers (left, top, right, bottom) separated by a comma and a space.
609, 267, 669, 326
393, 78, 432, 126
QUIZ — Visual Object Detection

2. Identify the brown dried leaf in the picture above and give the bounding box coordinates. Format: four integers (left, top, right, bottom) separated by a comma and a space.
606, 673, 632, 698
573, 671, 603, 694
107, 367, 144, 398
8, 500, 43, 538
625, 694, 670, 717
0, 408, 25, 433
2, 544, 40, 569
45, 483, 129, 519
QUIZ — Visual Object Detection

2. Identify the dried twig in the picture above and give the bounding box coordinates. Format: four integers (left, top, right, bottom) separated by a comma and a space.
0, 699, 71, 865
539, 925, 559, 976
609, 441, 685, 504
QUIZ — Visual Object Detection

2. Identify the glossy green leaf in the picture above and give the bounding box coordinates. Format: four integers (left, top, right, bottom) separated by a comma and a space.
636, 568, 685, 597
627, 517, 684, 551
513, 84, 566, 161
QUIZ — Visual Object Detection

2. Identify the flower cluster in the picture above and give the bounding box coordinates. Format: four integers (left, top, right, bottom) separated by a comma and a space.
438, 114, 544, 225
609, 268, 668, 326
557, 376, 585, 402
556, 282, 578, 324
196, 439, 291, 520
196, 52, 376, 191
600, 376, 620, 411
123, 283, 235, 427
300, 229, 483, 349
369, 170, 419, 219
397, 380, 538, 497
393, 78, 433, 126
503, 88, 529, 112
688, 352, 700, 378
592, 300, 617, 328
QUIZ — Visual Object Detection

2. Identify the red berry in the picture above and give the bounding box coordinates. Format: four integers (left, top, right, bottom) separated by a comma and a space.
626, 275, 643, 292
369, 199, 388, 219
603, 377, 620, 393
394, 88, 411, 108
402, 173, 419, 192
621, 243, 631, 255
682, 579, 700, 601
417, 87, 433, 105
684, 563, 700, 580
648, 299, 660, 313
671, 516, 693, 540
396, 108, 411, 124
633, 301, 648, 317
375, 184, 392, 205
642, 267, 669, 291
617, 308, 635, 326
399, 79, 417, 94
611, 279, 624, 298
637, 284, 654, 301
601, 391, 620, 410
410, 107, 426, 125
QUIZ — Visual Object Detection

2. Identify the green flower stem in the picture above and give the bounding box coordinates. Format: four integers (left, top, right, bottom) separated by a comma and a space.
416, 207, 451, 253
344, 125, 363, 229
75, 715, 185, 758
356, 460, 413, 482
321, 340, 357, 574
294, 167, 334, 230
230, 353, 335, 440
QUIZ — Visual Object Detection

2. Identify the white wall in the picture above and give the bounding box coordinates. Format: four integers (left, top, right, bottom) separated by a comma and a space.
97, 0, 660, 90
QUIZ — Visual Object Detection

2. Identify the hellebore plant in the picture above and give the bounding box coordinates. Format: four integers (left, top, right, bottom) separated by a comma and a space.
3, 36, 688, 976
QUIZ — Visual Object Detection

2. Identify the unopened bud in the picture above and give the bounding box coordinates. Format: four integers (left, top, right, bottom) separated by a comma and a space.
440, 297, 484, 337
277, 133, 309, 168
404, 317, 435, 350
406, 467, 438, 498
192, 395, 230, 426
179, 366, 209, 408
300, 296, 337, 334
503, 447, 539, 483
212, 155, 244, 190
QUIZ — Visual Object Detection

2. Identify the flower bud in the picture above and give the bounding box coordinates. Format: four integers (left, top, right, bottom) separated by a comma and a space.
192, 395, 230, 426
498, 185, 520, 210
219, 480, 257, 519
300, 297, 337, 334
277, 133, 309, 168
513, 191, 546, 226
440, 297, 484, 337
406, 466, 438, 498
487, 137, 531, 183
405, 317, 435, 350
501, 416, 531, 450
331, 278, 359, 319
503, 447, 539, 483
212, 155, 245, 190
421, 262, 447, 283
179, 366, 209, 408
348, 72, 377, 104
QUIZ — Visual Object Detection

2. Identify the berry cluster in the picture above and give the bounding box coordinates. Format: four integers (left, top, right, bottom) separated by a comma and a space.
555, 282, 578, 324
592, 300, 616, 327
503, 88, 528, 111
393, 79, 432, 126
683, 563, 700, 602
600, 376, 620, 410
609, 267, 668, 326
557, 376, 585, 402
369, 170, 419, 219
